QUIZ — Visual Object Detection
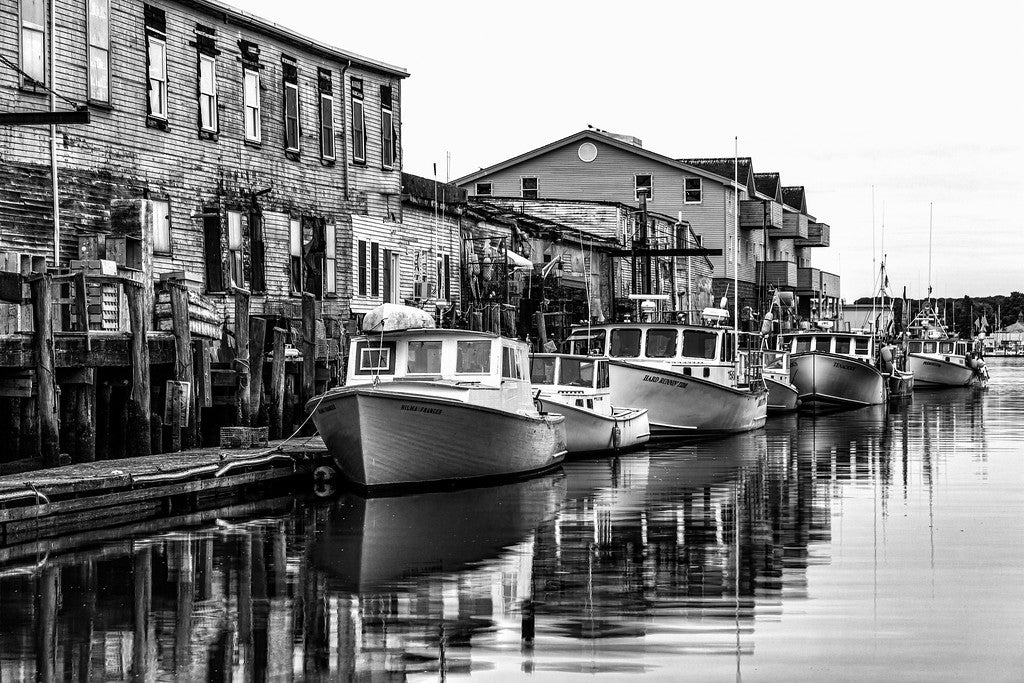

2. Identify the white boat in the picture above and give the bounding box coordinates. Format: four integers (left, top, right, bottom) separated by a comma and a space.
905, 307, 986, 388
307, 304, 567, 488
530, 353, 650, 454
782, 331, 887, 407
565, 323, 767, 436
761, 349, 800, 412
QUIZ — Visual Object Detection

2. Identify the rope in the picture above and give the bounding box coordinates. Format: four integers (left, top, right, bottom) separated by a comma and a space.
0, 54, 81, 109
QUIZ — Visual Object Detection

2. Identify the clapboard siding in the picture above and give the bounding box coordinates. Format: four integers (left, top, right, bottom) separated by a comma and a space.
0, 0, 405, 324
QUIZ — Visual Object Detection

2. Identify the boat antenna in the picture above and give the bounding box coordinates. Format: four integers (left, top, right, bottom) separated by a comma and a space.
871, 186, 876, 333
927, 202, 933, 304
733, 136, 739, 357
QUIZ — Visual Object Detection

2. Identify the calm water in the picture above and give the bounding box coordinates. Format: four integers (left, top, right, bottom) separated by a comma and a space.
2, 359, 1023, 681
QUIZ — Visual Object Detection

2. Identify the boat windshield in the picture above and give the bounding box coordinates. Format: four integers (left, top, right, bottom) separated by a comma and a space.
645, 329, 678, 358
597, 360, 610, 388
559, 358, 596, 388
763, 350, 787, 371
815, 336, 833, 353
939, 341, 954, 354
407, 340, 442, 374
610, 329, 642, 358
530, 356, 556, 384
923, 341, 937, 354
834, 337, 851, 354
567, 330, 605, 355
793, 337, 811, 353
456, 340, 491, 374
681, 330, 718, 359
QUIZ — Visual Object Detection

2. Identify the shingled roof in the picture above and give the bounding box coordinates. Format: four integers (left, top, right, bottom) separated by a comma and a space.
679, 157, 752, 183
754, 173, 782, 201
781, 186, 807, 213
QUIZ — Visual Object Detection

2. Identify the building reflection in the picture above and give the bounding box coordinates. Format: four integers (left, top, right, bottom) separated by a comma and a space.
0, 389, 988, 680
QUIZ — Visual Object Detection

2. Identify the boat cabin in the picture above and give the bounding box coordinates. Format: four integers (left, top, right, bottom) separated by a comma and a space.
346, 329, 530, 389
782, 332, 876, 363
906, 339, 970, 358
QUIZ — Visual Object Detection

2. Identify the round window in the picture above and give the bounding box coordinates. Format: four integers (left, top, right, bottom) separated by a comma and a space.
578, 142, 598, 163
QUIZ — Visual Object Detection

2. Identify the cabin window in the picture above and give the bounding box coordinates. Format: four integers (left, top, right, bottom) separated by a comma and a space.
681, 330, 717, 359
834, 337, 852, 355
794, 337, 811, 353
568, 330, 605, 355
502, 347, 523, 379
476, 182, 492, 196
456, 340, 491, 374
923, 341, 937, 354
635, 174, 653, 200
521, 177, 538, 199
645, 329, 677, 358
939, 341, 953, 354
908, 341, 922, 353
855, 338, 870, 354
596, 361, 610, 388
684, 177, 702, 204
530, 356, 556, 384
610, 329, 642, 358
814, 336, 832, 353
407, 341, 441, 374
764, 351, 785, 371
559, 358, 595, 387
353, 341, 396, 375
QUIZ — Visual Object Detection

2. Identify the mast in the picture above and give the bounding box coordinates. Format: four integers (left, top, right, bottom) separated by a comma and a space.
870, 187, 876, 332
733, 137, 739, 355
928, 202, 933, 308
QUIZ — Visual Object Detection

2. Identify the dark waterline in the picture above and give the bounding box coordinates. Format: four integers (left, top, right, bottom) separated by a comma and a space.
1, 359, 1023, 681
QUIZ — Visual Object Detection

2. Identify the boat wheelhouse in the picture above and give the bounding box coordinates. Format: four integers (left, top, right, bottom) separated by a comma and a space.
565, 324, 767, 436
781, 331, 886, 407
530, 353, 650, 454
308, 308, 566, 488
905, 308, 985, 387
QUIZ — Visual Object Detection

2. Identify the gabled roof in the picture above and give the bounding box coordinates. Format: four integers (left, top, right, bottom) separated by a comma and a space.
679, 157, 756, 196
781, 186, 807, 214
453, 130, 741, 188
754, 173, 783, 202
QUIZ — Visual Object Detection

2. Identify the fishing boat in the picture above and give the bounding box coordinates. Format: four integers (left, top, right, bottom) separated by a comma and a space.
564, 321, 767, 436
761, 348, 800, 412
530, 353, 650, 454
307, 304, 567, 489
905, 307, 986, 387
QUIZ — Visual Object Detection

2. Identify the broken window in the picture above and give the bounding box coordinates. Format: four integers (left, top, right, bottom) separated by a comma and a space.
249, 208, 265, 292
203, 211, 224, 292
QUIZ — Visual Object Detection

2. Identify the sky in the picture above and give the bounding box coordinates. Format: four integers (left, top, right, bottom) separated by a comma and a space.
246, 0, 1023, 300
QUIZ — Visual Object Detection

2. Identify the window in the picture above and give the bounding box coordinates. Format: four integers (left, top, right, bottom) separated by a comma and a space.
147, 36, 167, 119
908, 342, 922, 354
436, 254, 451, 301
681, 330, 718, 359
381, 107, 395, 169
87, 0, 110, 102
351, 78, 365, 163
226, 211, 243, 287
370, 242, 380, 296
814, 336, 832, 353
320, 94, 335, 160
635, 174, 653, 200
152, 200, 170, 254
325, 223, 336, 295
596, 361, 610, 389
284, 82, 300, 152
456, 340, 491, 374
923, 341, 937, 354
530, 356, 556, 384
407, 341, 442, 374
502, 347, 523, 380
353, 341, 396, 375
20, 0, 45, 87
559, 358, 595, 387
794, 337, 811, 353
249, 209, 265, 291
855, 338, 870, 354
289, 219, 302, 292
521, 177, 538, 199
645, 329, 678, 358
939, 341, 953, 354
357, 240, 367, 296
476, 182, 492, 196
568, 330, 605, 356
834, 337, 852, 354
684, 177, 702, 204
202, 211, 224, 292
243, 69, 261, 142
383, 248, 392, 302
610, 328, 642, 358
199, 55, 217, 132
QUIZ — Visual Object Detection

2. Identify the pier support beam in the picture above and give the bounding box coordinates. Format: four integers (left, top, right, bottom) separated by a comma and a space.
31, 274, 59, 468
125, 283, 152, 457
301, 293, 315, 423
170, 284, 196, 449
269, 327, 286, 440
249, 316, 267, 426
235, 288, 252, 426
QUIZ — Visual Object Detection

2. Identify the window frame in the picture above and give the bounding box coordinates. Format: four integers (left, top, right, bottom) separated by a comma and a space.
635, 174, 653, 201
198, 53, 218, 133
289, 218, 303, 293
351, 92, 366, 164
227, 210, 244, 288
381, 106, 395, 170
476, 182, 492, 196
521, 177, 538, 199
19, 0, 46, 90
407, 340, 442, 375
456, 340, 492, 375
243, 68, 262, 143
370, 242, 380, 297
319, 92, 335, 161
284, 80, 300, 153
152, 199, 171, 255
684, 177, 702, 204
357, 239, 367, 296
146, 33, 168, 120
324, 222, 337, 295
87, 0, 111, 104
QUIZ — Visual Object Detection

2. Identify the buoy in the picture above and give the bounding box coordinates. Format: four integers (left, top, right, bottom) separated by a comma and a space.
761, 311, 774, 335
612, 425, 622, 450
880, 345, 894, 373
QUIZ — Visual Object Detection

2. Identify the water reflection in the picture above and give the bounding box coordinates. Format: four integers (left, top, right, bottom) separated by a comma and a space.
1, 360, 1023, 679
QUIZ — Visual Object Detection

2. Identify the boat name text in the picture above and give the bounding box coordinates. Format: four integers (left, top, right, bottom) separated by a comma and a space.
400, 404, 443, 415
643, 374, 688, 389
832, 362, 857, 372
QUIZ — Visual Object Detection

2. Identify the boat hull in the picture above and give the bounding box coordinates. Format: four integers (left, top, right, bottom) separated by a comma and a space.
534, 397, 650, 454
311, 388, 567, 488
607, 361, 767, 436
790, 352, 886, 407
907, 354, 975, 388
887, 369, 915, 401
765, 376, 800, 413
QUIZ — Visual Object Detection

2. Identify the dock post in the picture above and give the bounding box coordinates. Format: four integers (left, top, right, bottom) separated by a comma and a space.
234, 288, 252, 426
170, 284, 196, 449
269, 327, 286, 439
301, 293, 315, 418
30, 274, 59, 468
20, 398, 38, 460
125, 282, 152, 457
70, 368, 96, 462
249, 316, 267, 425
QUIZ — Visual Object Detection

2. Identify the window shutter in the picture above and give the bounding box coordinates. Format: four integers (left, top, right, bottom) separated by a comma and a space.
250, 209, 266, 291
383, 249, 392, 303
370, 243, 380, 296
358, 240, 367, 296
202, 213, 224, 292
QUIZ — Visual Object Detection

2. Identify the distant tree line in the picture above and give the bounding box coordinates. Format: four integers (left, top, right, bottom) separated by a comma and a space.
852, 292, 1024, 338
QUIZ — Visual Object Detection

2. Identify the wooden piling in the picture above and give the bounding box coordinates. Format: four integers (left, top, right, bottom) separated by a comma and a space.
132, 547, 152, 680
235, 288, 252, 426
170, 284, 196, 449
125, 282, 152, 457
301, 293, 315, 413
269, 328, 286, 440
249, 316, 267, 425
69, 368, 96, 463
193, 340, 211, 445
20, 397, 38, 460
31, 274, 59, 468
